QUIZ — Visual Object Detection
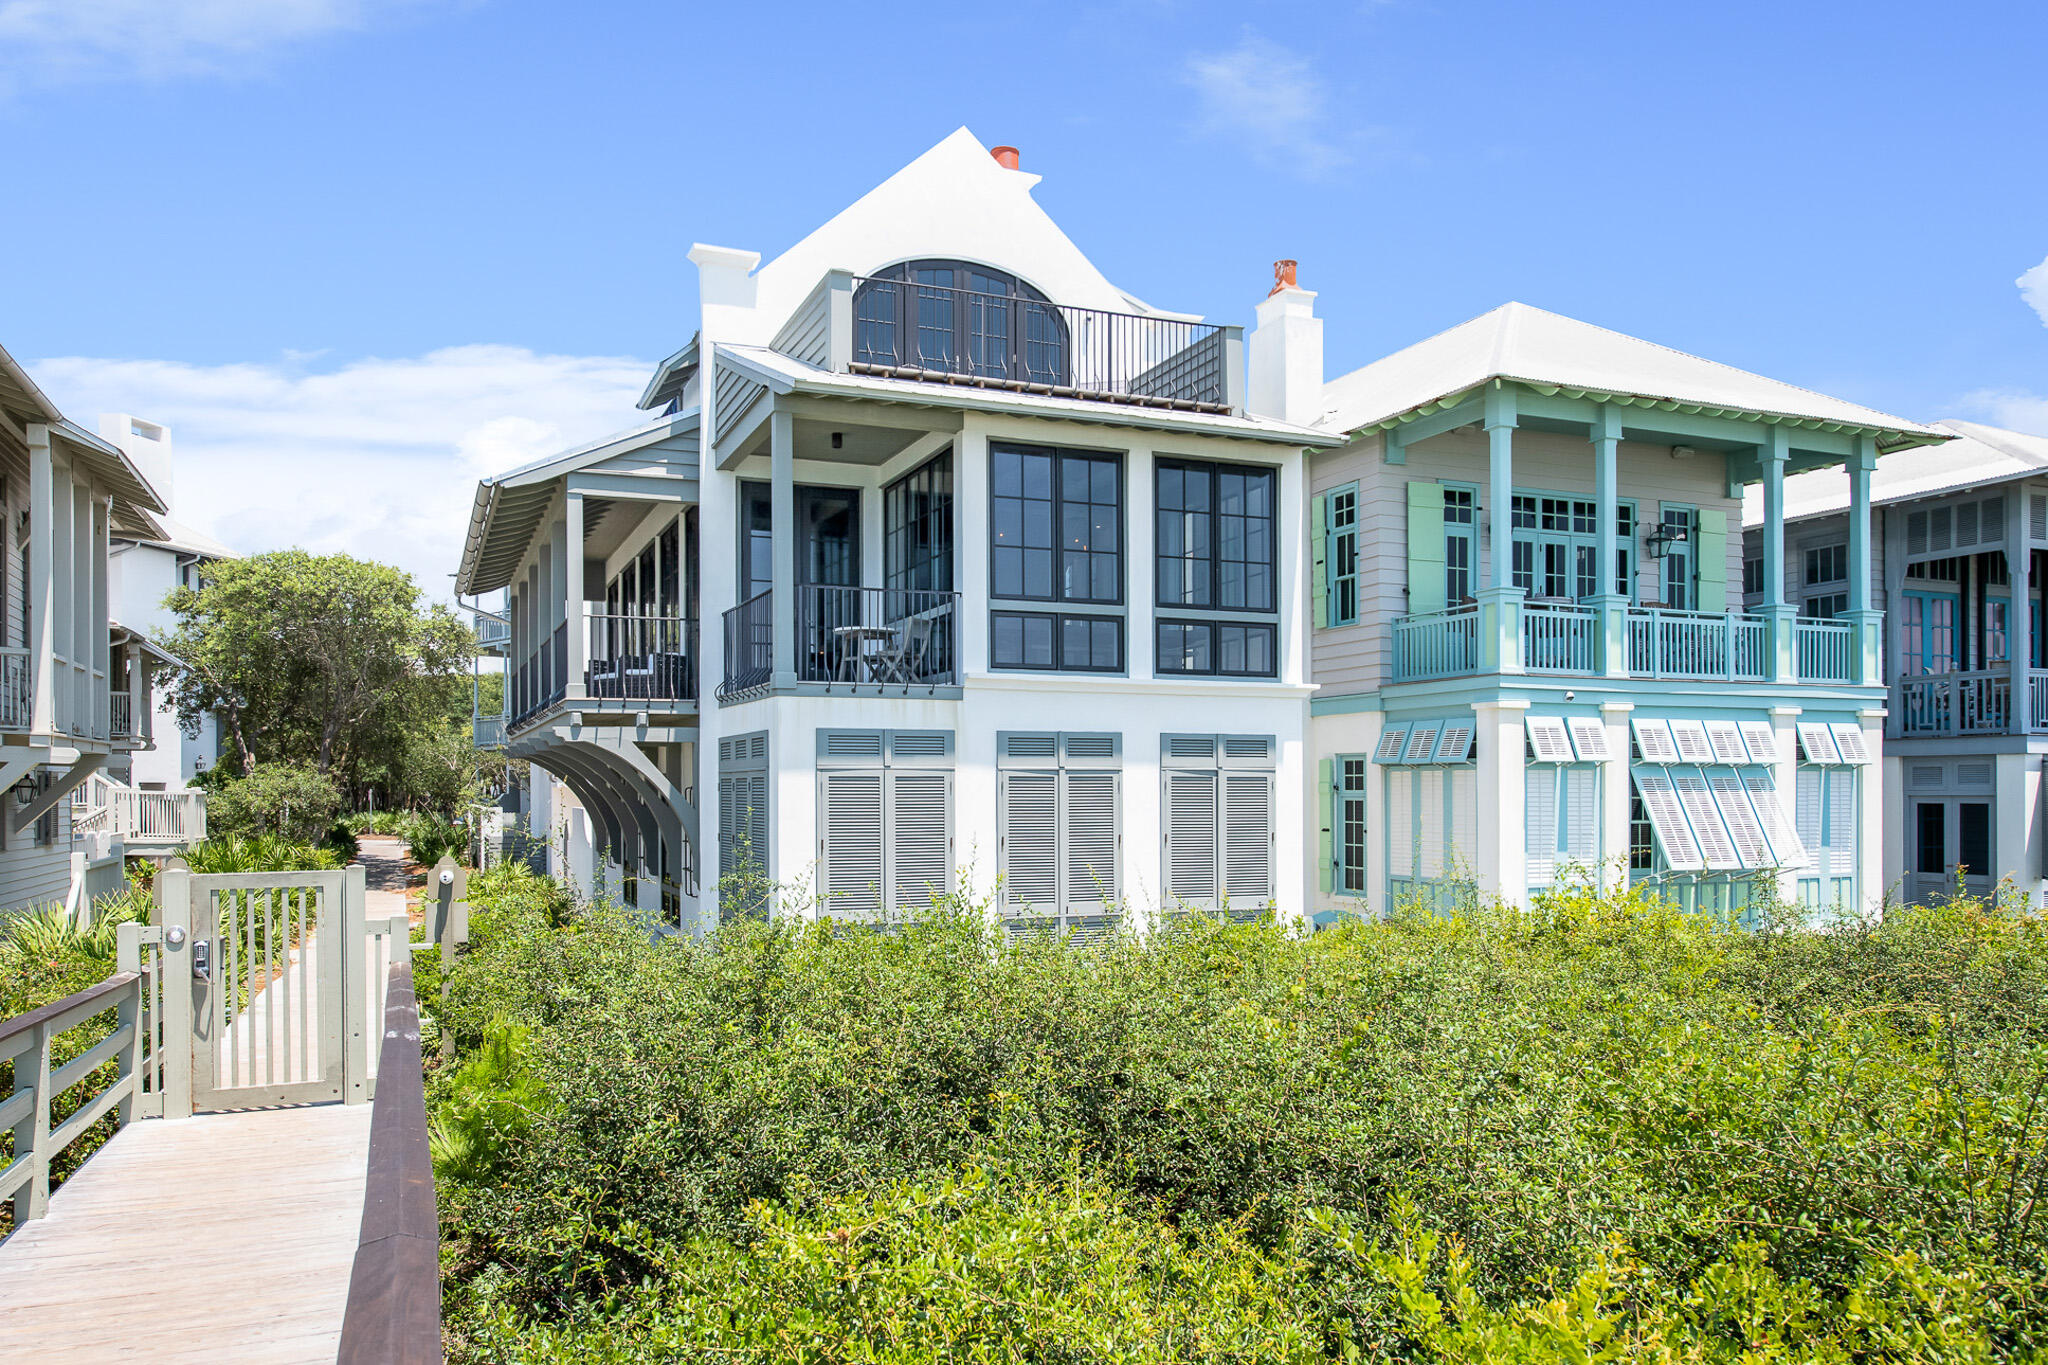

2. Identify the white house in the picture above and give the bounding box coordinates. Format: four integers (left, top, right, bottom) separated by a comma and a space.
1744, 418, 2048, 908
456, 129, 1338, 932
0, 343, 172, 914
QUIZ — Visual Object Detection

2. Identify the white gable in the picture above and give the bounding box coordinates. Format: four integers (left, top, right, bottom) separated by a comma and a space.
706, 128, 1185, 346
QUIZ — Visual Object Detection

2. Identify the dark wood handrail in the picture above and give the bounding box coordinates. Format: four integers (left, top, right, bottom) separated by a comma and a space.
0, 972, 138, 1047
337, 958, 442, 1364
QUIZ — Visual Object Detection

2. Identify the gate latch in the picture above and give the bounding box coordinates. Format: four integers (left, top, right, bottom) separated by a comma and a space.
191, 939, 212, 981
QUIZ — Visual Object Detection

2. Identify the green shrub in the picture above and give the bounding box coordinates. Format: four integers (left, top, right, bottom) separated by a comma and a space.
434, 877, 2048, 1363
400, 811, 468, 867
182, 833, 341, 873
206, 761, 342, 842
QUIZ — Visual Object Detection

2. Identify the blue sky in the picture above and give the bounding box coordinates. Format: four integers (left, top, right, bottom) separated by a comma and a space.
4, 0, 2044, 593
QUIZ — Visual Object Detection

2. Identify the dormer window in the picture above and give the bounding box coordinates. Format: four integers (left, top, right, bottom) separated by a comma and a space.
853, 260, 1069, 387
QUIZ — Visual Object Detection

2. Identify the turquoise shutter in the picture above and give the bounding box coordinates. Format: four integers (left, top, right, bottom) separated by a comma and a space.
1317, 757, 1334, 894
1696, 508, 1728, 613
1310, 493, 1329, 628
1407, 482, 1447, 615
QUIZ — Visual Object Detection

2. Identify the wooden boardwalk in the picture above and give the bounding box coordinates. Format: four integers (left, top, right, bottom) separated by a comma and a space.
0, 1103, 374, 1362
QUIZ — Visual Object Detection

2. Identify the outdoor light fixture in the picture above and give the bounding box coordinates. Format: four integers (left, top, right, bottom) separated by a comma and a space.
1645, 521, 1691, 560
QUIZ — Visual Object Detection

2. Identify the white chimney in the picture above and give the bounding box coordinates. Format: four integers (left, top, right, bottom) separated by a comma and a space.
1246, 260, 1322, 427
98, 413, 173, 511
689, 243, 763, 343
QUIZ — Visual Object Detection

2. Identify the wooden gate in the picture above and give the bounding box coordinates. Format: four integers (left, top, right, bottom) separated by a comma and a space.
133, 863, 408, 1116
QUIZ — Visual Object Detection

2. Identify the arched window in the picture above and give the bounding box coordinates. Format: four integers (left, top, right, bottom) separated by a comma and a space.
853, 260, 1069, 387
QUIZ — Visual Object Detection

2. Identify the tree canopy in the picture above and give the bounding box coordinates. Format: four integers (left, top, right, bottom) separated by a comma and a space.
161, 550, 475, 800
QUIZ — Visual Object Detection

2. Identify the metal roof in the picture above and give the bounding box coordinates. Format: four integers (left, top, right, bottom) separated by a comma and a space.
1745, 419, 2048, 528
1, 342, 169, 538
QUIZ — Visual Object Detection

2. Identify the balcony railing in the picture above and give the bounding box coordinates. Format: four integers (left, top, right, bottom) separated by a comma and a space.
1, 647, 31, 730
1794, 618, 1856, 684
849, 275, 1234, 412
473, 714, 505, 749
110, 691, 133, 740
1895, 668, 2048, 736
584, 612, 695, 703
1626, 608, 1769, 681
1391, 605, 1479, 681
719, 587, 962, 700
71, 775, 206, 846
1520, 601, 1600, 673
474, 612, 510, 652
509, 623, 567, 731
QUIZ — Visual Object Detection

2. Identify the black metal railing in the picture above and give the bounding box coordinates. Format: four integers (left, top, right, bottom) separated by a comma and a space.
584, 612, 695, 703
718, 587, 962, 698
849, 275, 1232, 411
509, 623, 567, 731
719, 591, 774, 700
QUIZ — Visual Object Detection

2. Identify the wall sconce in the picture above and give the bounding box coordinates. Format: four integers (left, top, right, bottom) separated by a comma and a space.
1645, 521, 1691, 560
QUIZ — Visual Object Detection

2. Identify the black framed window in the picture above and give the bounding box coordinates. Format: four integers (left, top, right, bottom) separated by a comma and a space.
1157, 459, 1275, 611
991, 611, 1124, 673
990, 444, 1120, 605
885, 450, 953, 593
854, 260, 1068, 386
1155, 620, 1276, 677
740, 484, 773, 601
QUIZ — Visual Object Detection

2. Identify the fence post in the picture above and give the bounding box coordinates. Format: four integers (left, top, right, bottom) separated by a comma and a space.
156, 863, 195, 1121
7, 1020, 50, 1222
342, 863, 371, 1105
433, 856, 468, 1062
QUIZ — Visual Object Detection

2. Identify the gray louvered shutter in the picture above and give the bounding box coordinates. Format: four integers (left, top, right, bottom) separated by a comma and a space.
1063, 771, 1119, 913
1165, 770, 1219, 904
888, 770, 952, 913
745, 774, 767, 871
1000, 771, 1059, 911
717, 773, 737, 881
1222, 772, 1274, 903
821, 771, 884, 919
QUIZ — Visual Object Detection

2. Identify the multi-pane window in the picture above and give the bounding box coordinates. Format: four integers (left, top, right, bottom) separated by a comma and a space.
1660, 507, 1695, 610
1803, 593, 1847, 621
1629, 792, 1655, 873
1337, 757, 1367, 894
997, 732, 1123, 938
1324, 486, 1358, 626
853, 261, 1066, 385
1444, 486, 1475, 603
1509, 494, 1633, 600
885, 451, 953, 593
1804, 543, 1847, 586
990, 444, 1121, 672
1985, 599, 2010, 662
1743, 557, 1764, 596
1158, 459, 1279, 678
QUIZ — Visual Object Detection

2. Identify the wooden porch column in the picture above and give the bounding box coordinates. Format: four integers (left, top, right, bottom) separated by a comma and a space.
1845, 434, 1881, 687
1590, 404, 1629, 677
2009, 486, 2032, 731
27, 425, 56, 737
564, 493, 587, 702
1757, 427, 1797, 683
1477, 387, 1522, 674
770, 407, 797, 687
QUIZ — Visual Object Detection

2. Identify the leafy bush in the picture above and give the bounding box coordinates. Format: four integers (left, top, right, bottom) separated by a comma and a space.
205, 761, 343, 842
400, 811, 469, 868
434, 877, 2048, 1362
182, 833, 342, 873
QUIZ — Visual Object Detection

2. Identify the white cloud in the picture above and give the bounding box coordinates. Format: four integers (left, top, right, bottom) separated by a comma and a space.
1184, 34, 1354, 178
29, 345, 653, 600
0, 0, 448, 86
2021, 253, 2048, 328
1960, 388, 2048, 437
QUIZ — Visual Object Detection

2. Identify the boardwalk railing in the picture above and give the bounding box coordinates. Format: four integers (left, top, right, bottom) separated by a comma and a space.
72, 774, 207, 846
1, 972, 145, 1223
337, 957, 442, 1364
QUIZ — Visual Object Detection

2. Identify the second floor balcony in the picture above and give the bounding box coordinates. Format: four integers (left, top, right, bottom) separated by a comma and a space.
508, 611, 697, 734
720, 585, 962, 701
1893, 668, 2048, 738
1390, 599, 1863, 687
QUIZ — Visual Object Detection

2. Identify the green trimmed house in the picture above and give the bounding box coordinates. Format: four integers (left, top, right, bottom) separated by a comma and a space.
1305, 303, 1948, 920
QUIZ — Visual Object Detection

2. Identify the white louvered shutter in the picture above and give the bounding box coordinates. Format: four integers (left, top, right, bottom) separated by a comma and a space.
1165, 770, 1219, 904
1826, 770, 1856, 882
1743, 772, 1807, 867
1567, 718, 1611, 761
1000, 771, 1059, 911
1564, 767, 1599, 871
1418, 769, 1446, 878
1222, 772, 1274, 903
1063, 771, 1120, 913
1448, 767, 1476, 873
821, 771, 884, 919
1674, 773, 1740, 870
1525, 767, 1558, 887
1387, 769, 1414, 879
888, 772, 951, 913
1709, 774, 1771, 869
1797, 769, 1826, 877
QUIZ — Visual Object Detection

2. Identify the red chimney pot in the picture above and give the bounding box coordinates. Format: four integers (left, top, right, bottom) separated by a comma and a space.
991, 145, 1021, 170
1269, 259, 1299, 296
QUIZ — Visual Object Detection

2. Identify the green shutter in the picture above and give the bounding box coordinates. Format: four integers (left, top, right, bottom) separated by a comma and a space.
1310, 493, 1329, 629
1407, 482, 1447, 616
1696, 507, 1728, 613
1317, 758, 1334, 894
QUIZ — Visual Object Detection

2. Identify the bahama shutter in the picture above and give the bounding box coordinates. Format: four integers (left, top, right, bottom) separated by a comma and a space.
1695, 508, 1728, 613
1311, 492, 1329, 628
1407, 481, 1447, 615
1063, 770, 1120, 913
819, 770, 884, 919
1317, 758, 1335, 893
1417, 768, 1445, 878
1525, 767, 1558, 887
1825, 769, 1857, 895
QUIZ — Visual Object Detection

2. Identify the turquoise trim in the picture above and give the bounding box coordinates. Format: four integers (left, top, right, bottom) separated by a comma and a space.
1310, 693, 1384, 716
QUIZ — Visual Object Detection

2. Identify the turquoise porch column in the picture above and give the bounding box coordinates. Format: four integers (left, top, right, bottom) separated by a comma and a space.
1845, 434, 1881, 686
1590, 404, 1630, 677
1477, 386, 1523, 673
1757, 425, 1797, 682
